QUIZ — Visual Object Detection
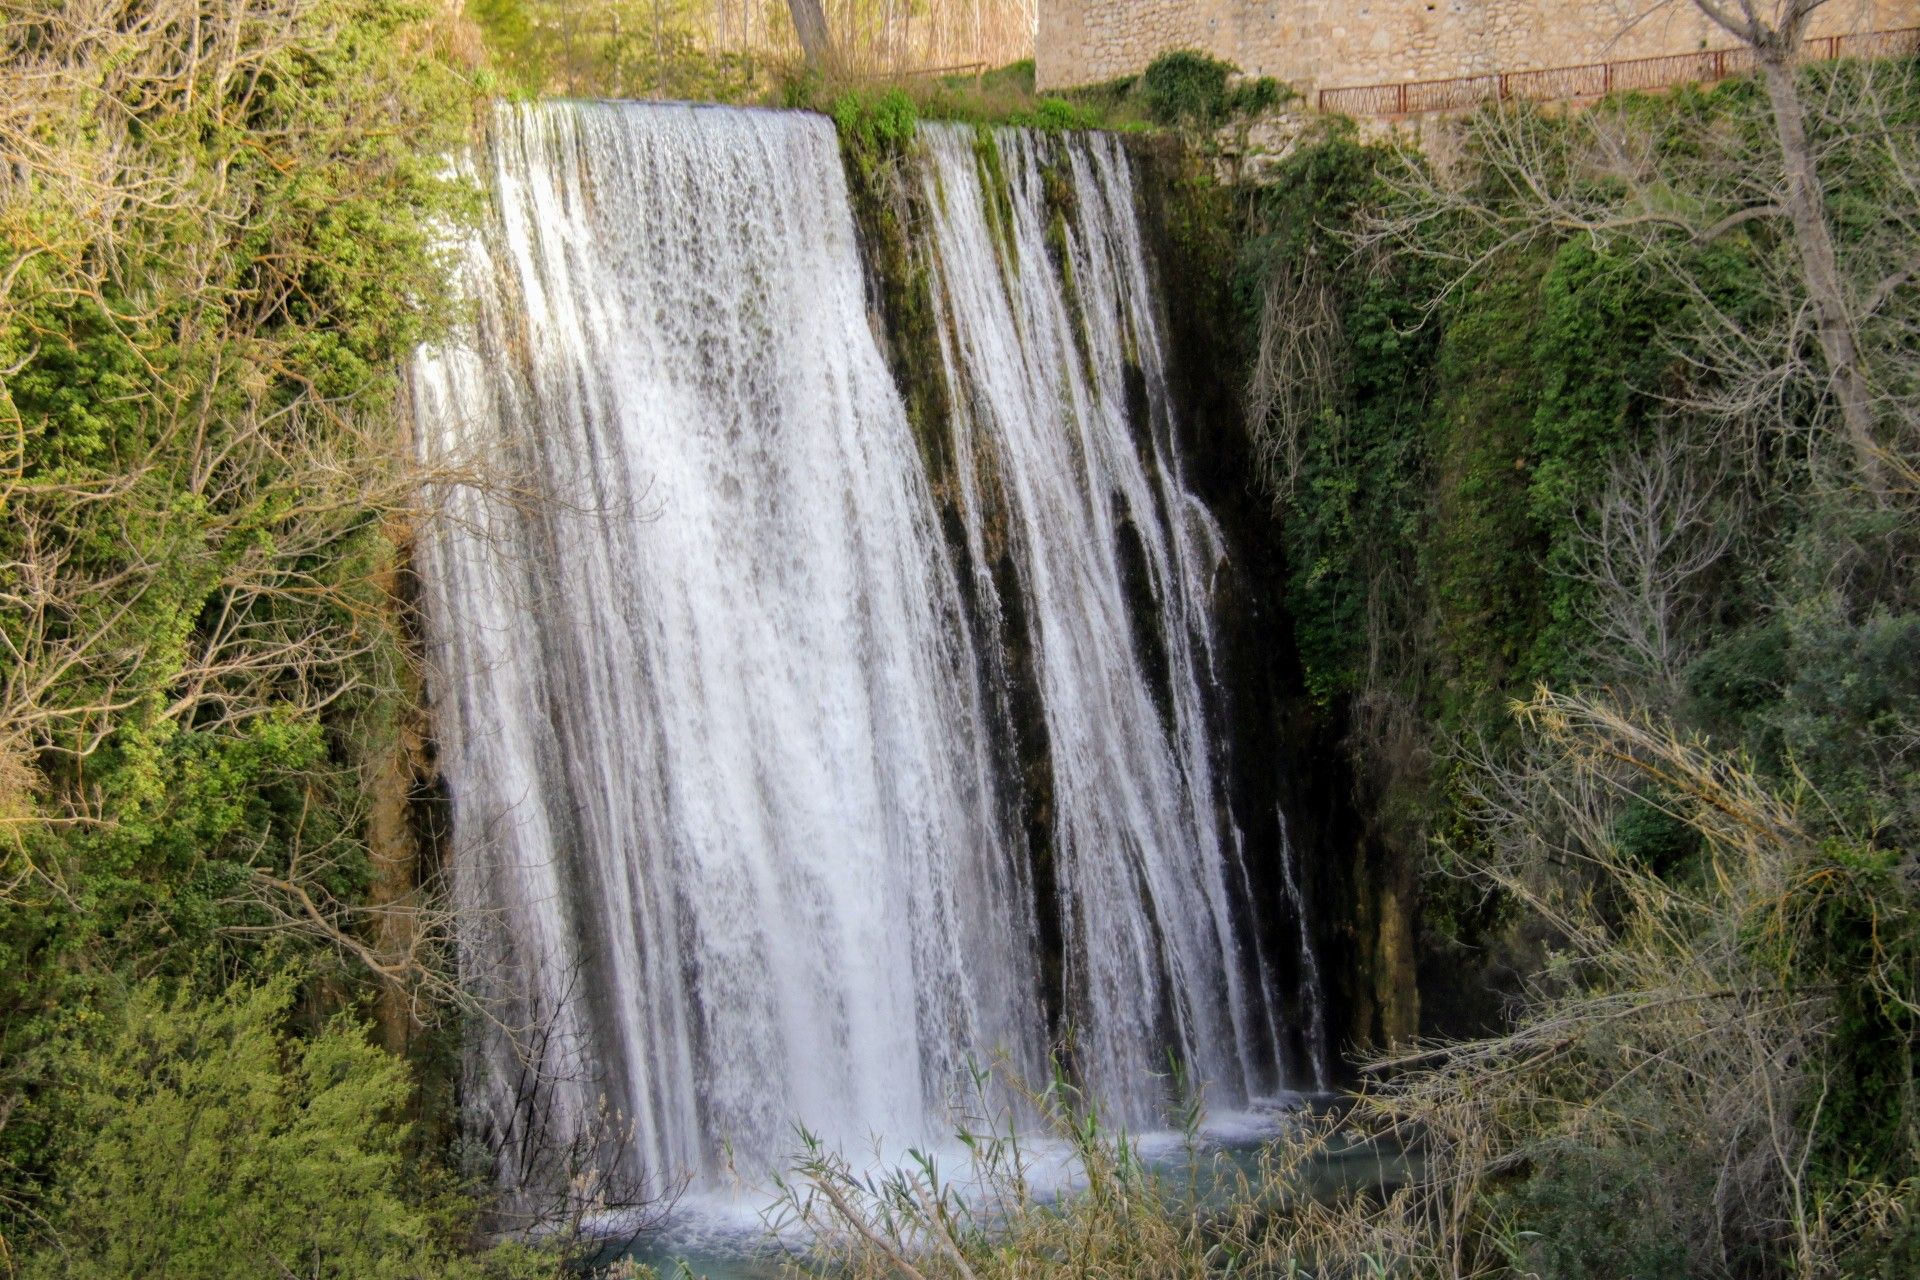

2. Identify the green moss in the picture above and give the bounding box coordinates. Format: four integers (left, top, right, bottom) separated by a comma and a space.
972, 124, 1021, 277
1016, 96, 1105, 132
1039, 144, 1099, 386
829, 86, 965, 515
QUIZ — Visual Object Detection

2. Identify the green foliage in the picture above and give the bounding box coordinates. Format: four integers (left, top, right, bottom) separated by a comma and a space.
1239, 126, 1437, 704
1685, 617, 1791, 725
0, 7, 468, 883
1609, 793, 1702, 875
1522, 240, 1689, 679
1141, 49, 1233, 127
1424, 252, 1553, 715
1012, 95, 1104, 132
25, 980, 473, 1278
1139, 49, 1285, 130
0, 0, 496, 1259
1239, 54, 1920, 1278
21, 978, 572, 1277
1496, 1144, 1697, 1280
1777, 838, 1920, 1182
832, 85, 919, 155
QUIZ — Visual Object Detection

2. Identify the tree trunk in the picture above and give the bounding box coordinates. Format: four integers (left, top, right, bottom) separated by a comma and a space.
1758, 52, 1885, 492
788, 0, 834, 66
1688, 1, 1885, 490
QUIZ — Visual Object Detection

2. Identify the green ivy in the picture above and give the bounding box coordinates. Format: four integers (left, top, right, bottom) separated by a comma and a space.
1139, 49, 1286, 130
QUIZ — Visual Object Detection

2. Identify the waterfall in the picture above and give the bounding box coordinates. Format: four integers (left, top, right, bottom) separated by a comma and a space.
1278, 810, 1331, 1092
915, 124, 1284, 1118
413, 101, 1298, 1195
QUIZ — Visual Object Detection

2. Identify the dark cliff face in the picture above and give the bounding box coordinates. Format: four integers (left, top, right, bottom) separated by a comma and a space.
1122, 133, 1420, 1069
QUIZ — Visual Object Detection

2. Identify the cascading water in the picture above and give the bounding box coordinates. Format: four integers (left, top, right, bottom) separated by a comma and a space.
915, 124, 1286, 1117
413, 100, 1306, 1196
1278, 810, 1332, 1092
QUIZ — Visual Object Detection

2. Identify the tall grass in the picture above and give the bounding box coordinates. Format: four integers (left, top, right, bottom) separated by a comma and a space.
769, 1057, 1400, 1279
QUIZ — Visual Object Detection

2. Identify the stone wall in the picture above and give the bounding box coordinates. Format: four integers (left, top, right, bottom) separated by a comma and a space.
1036, 0, 1912, 95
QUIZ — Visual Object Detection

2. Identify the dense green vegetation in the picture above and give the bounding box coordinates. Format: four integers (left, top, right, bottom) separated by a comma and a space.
0, 1, 606, 1273
1224, 53, 1920, 1279
22, 978, 548, 1279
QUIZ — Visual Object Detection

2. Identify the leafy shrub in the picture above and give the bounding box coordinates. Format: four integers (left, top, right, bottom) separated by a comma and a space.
1610, 792, 1702, 875
1686, 617, 1792, 726
20, 979, 529, 1279
1142, 49, 1232, 126
0, 0, 480, 1240
1498, 1143, 1698, 1280
1140, 49, 1285, 129
1014, 96, 1103, 132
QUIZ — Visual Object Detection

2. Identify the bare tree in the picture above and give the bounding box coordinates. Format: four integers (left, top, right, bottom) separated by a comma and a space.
1687, 0, 1886, 489
1246, 245, 1348, 500
1564, 430, 1736, 701
1301, 691, 1876, 1278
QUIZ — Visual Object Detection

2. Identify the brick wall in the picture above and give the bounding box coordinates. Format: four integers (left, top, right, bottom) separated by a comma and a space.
1035, 0, 1911, 96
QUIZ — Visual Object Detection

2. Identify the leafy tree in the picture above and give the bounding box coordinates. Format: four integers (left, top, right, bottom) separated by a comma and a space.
0, 0, 489, 1254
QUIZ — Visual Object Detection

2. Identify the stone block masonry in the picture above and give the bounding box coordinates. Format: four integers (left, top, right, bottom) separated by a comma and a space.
1036, 0, 1915, 97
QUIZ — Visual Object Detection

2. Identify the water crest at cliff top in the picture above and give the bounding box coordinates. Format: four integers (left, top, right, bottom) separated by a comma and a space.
413, 100, 1308, 1194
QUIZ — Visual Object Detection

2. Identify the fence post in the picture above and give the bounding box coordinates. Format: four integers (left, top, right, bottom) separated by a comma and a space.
1604, 60, 1613, 94
1397, 81, 1407, 114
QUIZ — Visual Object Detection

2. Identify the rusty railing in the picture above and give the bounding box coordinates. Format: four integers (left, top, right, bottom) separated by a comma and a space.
1318, 26, 1920, 117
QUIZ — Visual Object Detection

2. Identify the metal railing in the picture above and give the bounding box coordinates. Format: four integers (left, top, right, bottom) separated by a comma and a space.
1318, 26, 1920, 117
